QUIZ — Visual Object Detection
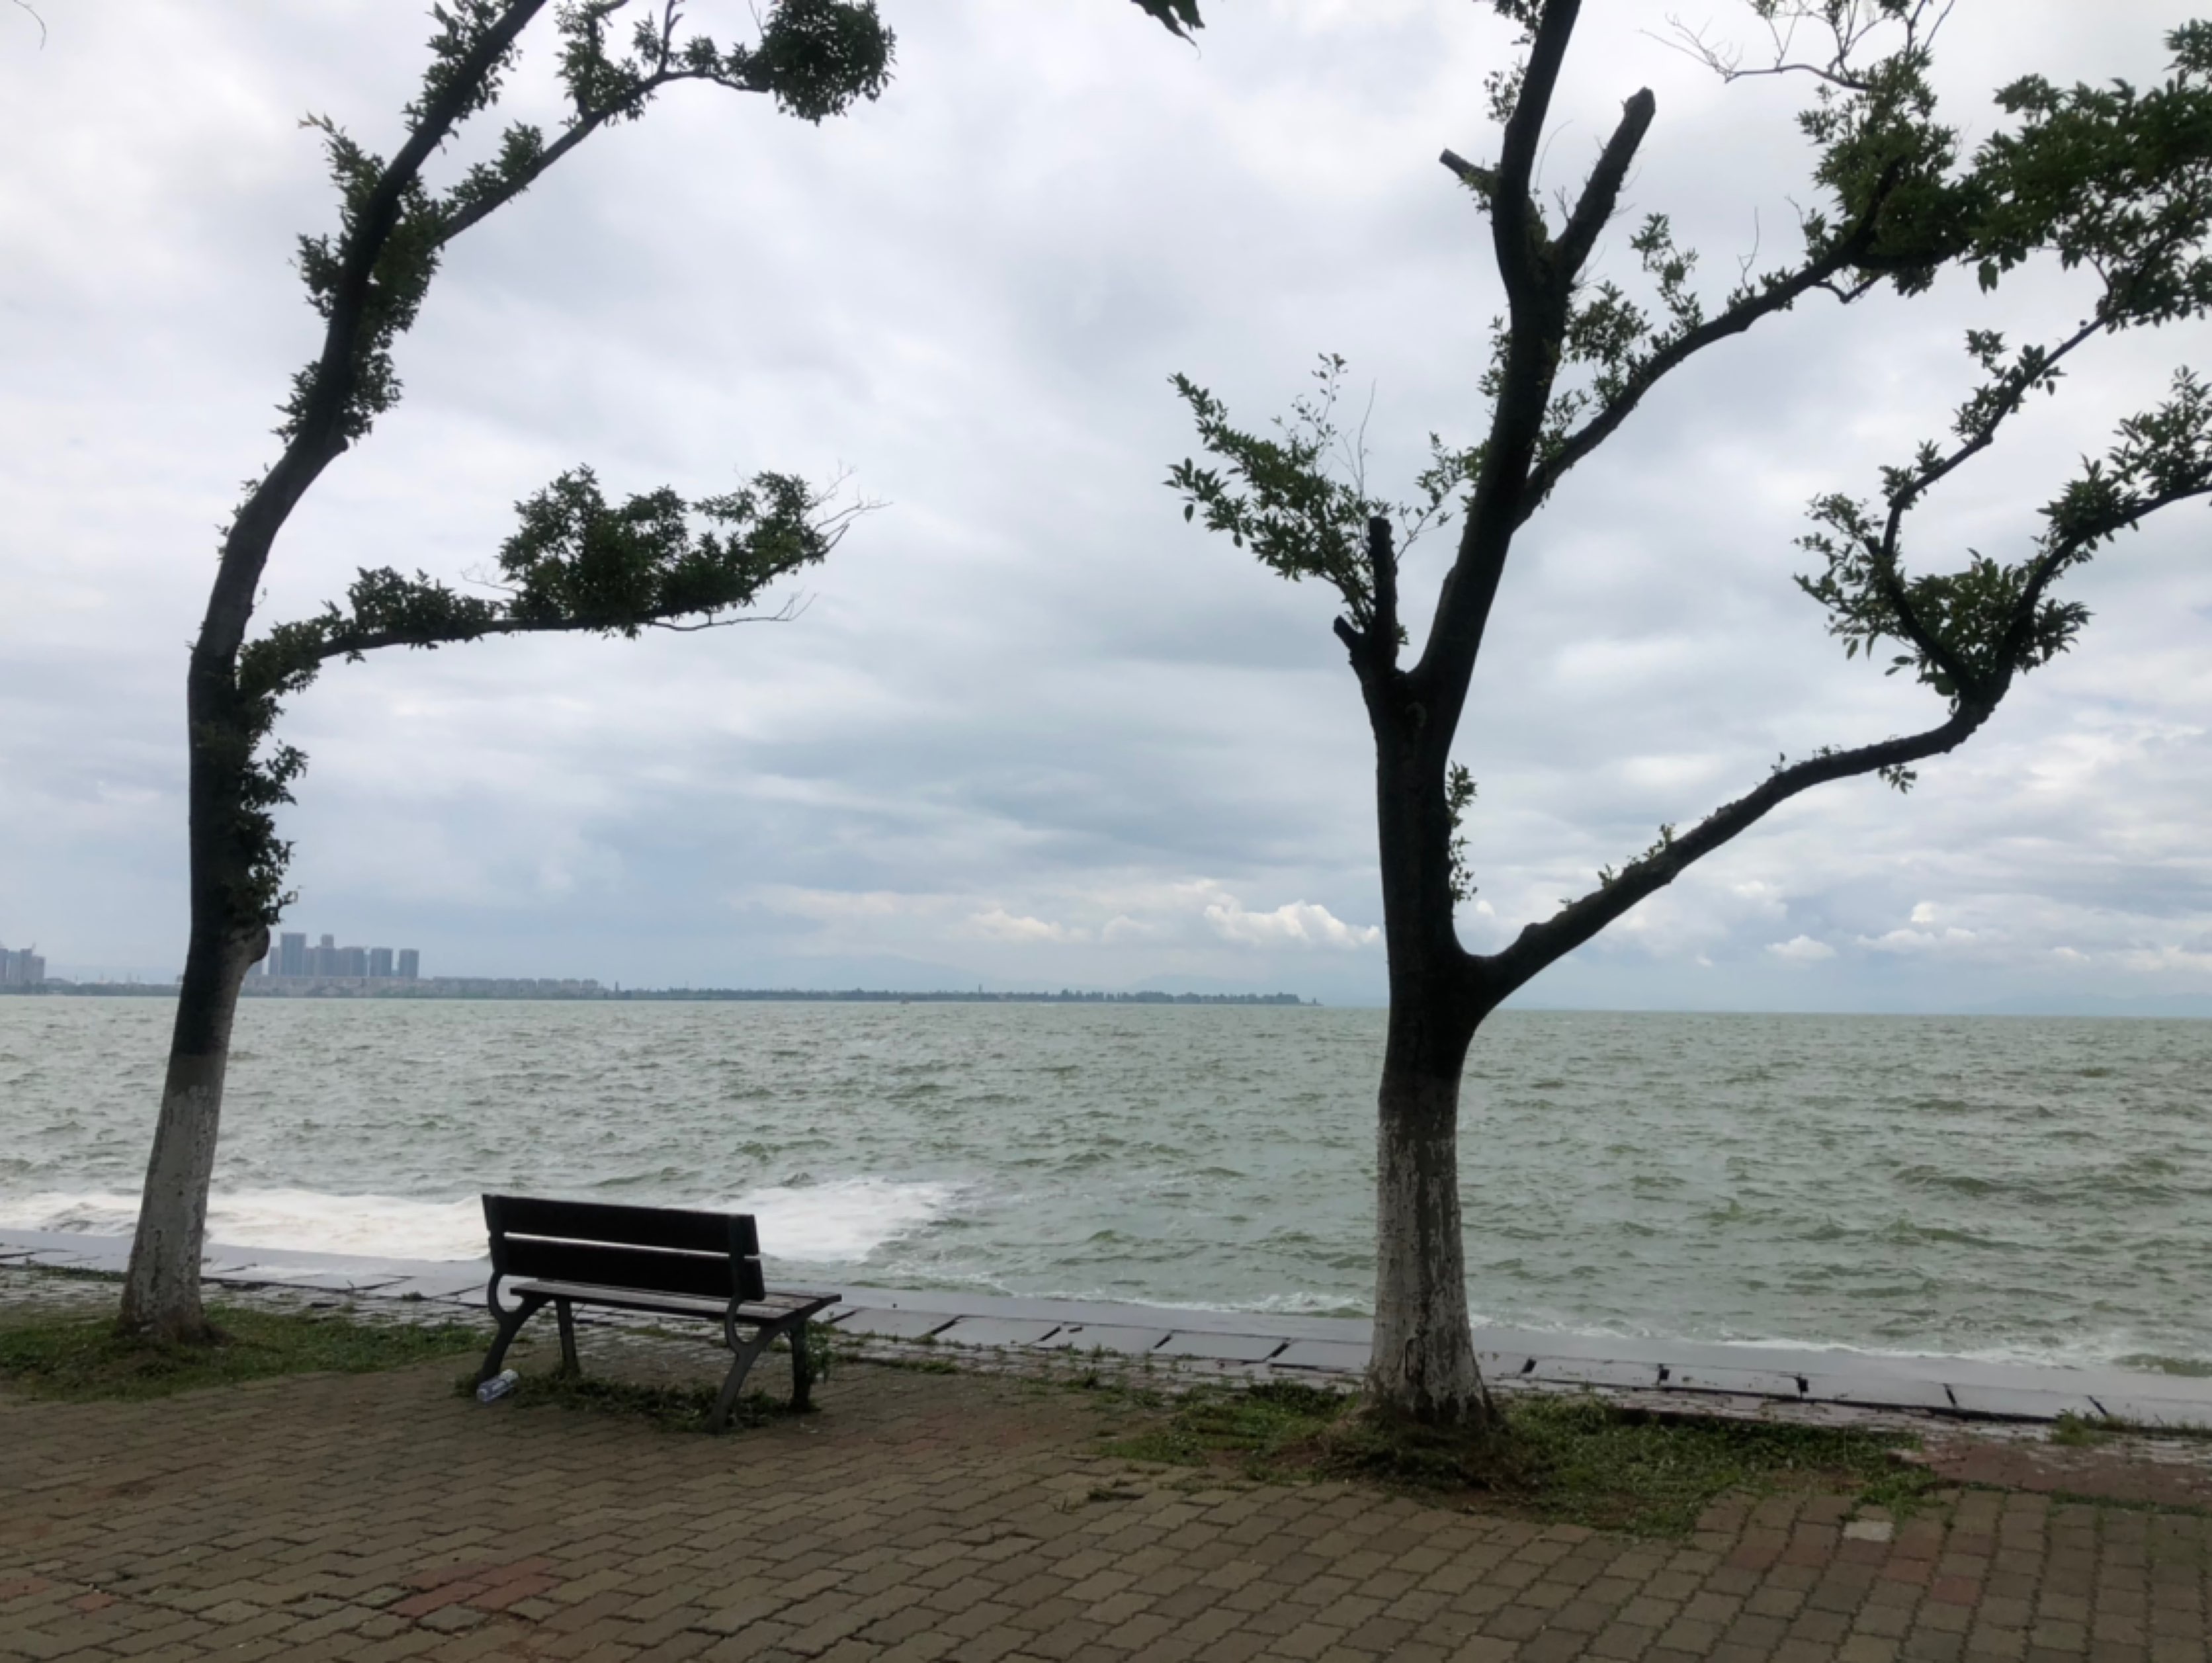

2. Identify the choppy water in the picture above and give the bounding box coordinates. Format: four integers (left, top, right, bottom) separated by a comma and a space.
1, 998, 2206, 1371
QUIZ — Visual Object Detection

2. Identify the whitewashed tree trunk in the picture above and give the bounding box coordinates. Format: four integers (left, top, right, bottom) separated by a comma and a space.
119, 925, 260, 1342
1368, 1060, 1489, 1422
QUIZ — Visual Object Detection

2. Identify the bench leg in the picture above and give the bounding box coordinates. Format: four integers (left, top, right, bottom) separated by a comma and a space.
555, 1299, 580, 1377
477, 1291, 549, 1385
711, 1327, 775, 1434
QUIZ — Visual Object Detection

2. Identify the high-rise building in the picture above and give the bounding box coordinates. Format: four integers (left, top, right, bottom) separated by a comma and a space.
315, 934, 337, 977
0, 946, 45, 986
369, 947, 394, 980
339, 945, 368, 978
397, 949, 419, 980
278, 931, 306, 977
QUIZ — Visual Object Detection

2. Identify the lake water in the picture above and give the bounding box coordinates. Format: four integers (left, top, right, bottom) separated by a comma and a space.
1, 998, 2206, 1373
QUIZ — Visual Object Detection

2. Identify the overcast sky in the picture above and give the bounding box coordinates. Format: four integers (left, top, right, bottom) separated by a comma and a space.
1, 0, 2207, 1011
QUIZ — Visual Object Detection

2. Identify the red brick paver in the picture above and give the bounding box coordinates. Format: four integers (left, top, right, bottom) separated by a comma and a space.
4, 1336, 2208, 1660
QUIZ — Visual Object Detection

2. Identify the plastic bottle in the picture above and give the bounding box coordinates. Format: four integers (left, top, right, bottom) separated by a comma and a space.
476, 1369, 520, 1403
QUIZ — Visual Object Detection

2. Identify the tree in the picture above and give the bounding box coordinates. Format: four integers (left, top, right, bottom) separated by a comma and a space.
1168, 0, 2212, 1425
116, 0, 898, 1343
120, 0, 1207, 1345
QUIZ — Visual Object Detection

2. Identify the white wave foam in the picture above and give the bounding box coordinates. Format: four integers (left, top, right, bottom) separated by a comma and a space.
716, 1177, 958, 1264
0, 1189, 488, 1261
0, 1178, 958, 1266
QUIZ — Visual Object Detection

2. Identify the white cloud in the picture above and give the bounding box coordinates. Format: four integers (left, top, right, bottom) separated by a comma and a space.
2113, 944, 2212, 977
1203, 892, 1381, 951
1859, 927, 1982, 955
1765, 935, 1837, 963
758, 887, 943, 923
968, 908, 1088, 944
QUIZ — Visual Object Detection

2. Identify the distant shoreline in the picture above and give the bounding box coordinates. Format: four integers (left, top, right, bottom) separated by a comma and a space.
5, 982, 1314, 1006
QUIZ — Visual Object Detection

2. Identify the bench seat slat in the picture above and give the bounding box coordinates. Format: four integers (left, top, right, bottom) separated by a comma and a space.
509, 1279, 839, 1325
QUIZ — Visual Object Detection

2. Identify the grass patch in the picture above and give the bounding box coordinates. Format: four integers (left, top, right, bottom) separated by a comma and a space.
2049, 1411, 2121, 1448
0, 1304, 485, 1402
1104, 1383, 1933, 1536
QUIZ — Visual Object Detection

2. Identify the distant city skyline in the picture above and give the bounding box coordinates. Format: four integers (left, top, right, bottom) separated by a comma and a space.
254, 931, 420, 983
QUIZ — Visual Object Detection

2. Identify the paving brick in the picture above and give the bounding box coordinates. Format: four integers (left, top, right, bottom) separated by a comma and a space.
11, 1285, 2212, 1663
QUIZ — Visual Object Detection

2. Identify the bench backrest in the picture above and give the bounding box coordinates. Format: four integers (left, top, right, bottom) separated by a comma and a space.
483, 1195, 767, 1303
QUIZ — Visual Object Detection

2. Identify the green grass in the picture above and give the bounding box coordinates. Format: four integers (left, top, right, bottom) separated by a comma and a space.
0, 1304, 486, 1402
2049, 1411, 2121, 1447
1103, 1382, 1934, 1536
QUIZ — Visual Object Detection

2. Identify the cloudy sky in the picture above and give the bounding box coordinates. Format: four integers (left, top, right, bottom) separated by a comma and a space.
1, 0, 2206, 1010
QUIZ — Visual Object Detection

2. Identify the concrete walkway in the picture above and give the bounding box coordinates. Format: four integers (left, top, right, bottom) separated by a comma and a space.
5, 1229, 2209, 1430
6, 1272, 2211, 1663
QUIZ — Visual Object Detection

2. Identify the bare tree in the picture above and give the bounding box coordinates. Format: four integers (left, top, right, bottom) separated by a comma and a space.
1170, 0, 2212, 1424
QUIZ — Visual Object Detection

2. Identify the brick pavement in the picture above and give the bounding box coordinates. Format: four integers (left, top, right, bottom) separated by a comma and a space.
3, 1310, 2209, 1662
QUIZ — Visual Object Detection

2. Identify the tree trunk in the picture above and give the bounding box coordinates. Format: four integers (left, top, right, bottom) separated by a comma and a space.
1359, 644, 1494, 1426
1368, 1027, 1490, 1422
118, 935, 261, 1341
118, 667, 268, 1342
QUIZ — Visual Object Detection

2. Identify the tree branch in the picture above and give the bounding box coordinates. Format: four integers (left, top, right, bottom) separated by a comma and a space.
1492, 0, 1584, 303
294, 1, 547, 458
1519, 163, 1906, 521
201, 1, 550, 666
1366, 513, 1399, 673
437, 107, 614, 245
1652, 0, 1955, 95
1860, 316, 2109, 699
313, 593, 805, 662
1554, 89, 1657, 282
1478, 700, 1994, 1003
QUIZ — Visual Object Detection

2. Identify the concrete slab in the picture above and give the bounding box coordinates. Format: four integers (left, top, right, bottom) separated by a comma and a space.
1154, 1332, 1287, 1364
378, 1270, 491, 1303
1800, 1372, 1957, 1412
930, 1317, 1064, 1350
1526, 1357, 1663, 1390
1657, 1365, 1809, 1400
1275, 1339, 1371, 1373
23, 1249, 123, 1272
831, 1307, 960, 1343
1164, 1359, 1285, 1383
210, 1267, 412, 1293
2088, 1393, 2212, 1431
1033, 1324, 1171, 1357
833, 1283, 1371, 1345
1945, 1383, 2104, 1422
1, 1228, 128, 1258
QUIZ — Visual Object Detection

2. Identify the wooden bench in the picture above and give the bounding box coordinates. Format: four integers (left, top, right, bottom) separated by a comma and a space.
474, 1194, 839, 1431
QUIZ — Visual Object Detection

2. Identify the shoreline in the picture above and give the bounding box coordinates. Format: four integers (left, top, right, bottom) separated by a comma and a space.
7, 1224, 2209, 1430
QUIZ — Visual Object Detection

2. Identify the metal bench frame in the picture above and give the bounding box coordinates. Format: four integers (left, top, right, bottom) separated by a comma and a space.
474, 1194, 839, 1432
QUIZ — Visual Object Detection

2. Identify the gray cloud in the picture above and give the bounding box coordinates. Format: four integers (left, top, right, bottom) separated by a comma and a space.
2, 0, 2207, 1011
